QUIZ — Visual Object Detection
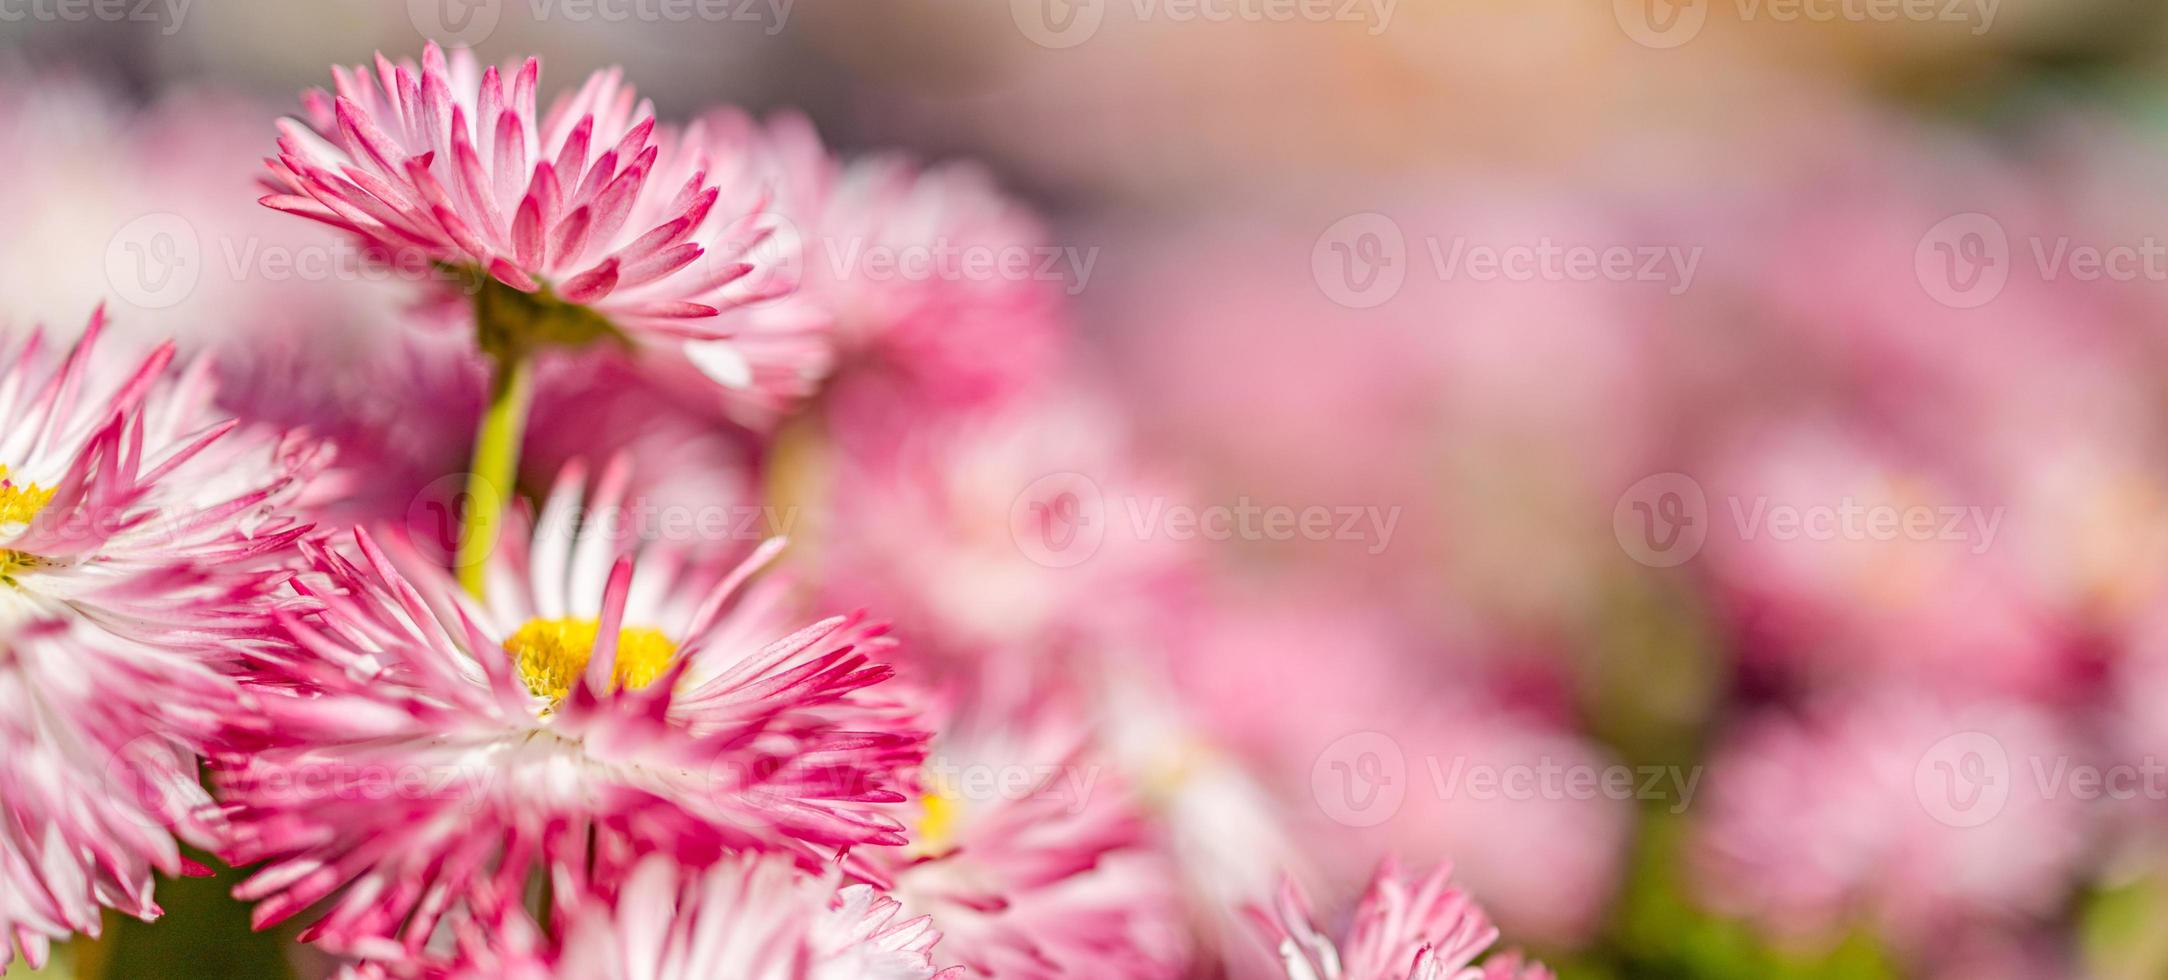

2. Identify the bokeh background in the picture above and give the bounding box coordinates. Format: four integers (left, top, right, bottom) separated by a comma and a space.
11, 1, 2168, 977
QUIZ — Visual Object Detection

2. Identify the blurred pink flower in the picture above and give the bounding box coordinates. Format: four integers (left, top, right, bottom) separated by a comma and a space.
1361, 711, 1630, 948
751, 112, 1063, 413
869, 704, 1187, 978
1248, 861, 1553, 980
1084, 214, 1454, 592
2107, 598, 2168, 843
1708, 136, 2168, 643
1087, 198, 1670, 627
0, 73, 412, 352
1692, 693, 2089, 957
813, 394, 1192, 703
415, 854, 959, 980
0, 313, 324, 970
1169, 587, 1628, 947
520, 351, 765, 534
215, 324, 485, 528
215, 461, 924, 960
1699, 418, 2076, 703
1092, 665, 1316, 977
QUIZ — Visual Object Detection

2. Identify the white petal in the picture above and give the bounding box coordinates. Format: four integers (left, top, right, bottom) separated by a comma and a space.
685, 340, 753, 390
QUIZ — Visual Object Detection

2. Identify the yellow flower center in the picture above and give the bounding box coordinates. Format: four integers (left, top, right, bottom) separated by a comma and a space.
0, 464, 55, 584
0, 465, 55, 527
911, 788, 964, 857
503, 617, 679, 704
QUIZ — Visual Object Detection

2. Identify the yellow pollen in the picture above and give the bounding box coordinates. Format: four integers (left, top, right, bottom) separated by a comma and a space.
912, 789, 963, 857
0, 465, 55, 584
503, 617, 679, 704
0, 550, 39, 583
0, 465, 55, 527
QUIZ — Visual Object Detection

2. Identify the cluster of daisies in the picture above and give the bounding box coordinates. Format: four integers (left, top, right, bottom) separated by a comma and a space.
0, 45, 1550, 979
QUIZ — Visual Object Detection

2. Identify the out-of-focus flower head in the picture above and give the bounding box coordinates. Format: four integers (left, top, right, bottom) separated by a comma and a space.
214, 459, 925, 961
867, 699, 1187, 978
1084, 212, 1454, 592
1168, 585, 1629, 947
520, 349, 765, 533
1698, 417, 2074, 703
0, 71, 489, 530
409, 854, 959, 980
2106, 597, 2168, 847
215, 324, 484, 528
747, 112, 1063, 415
1248, 860, 1554, 980
1357, 708, 1630, 949
1090, 662, 1313, 976
0, 71, 412, 352
810, 392, 1191, 702
1709, 133, 2168, 645
261, 43, 809, 396
0, 311, 325, 970
1086, 196, 1672, 627
1691, 692, 2088, 960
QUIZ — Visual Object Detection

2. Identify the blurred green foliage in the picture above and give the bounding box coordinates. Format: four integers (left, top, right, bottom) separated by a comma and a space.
12, 848, 295, 980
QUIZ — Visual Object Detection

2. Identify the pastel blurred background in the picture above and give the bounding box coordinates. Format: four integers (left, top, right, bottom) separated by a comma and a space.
10, 0, 2168, 977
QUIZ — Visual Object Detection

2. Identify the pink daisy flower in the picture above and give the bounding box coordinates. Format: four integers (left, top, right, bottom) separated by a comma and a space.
0, 312, 324, 969
1249, 862, 1553, 980
261, 43, 802, 391
869, 704, 1187, 978
214, 460, 925, 960
402, 853, 959, 979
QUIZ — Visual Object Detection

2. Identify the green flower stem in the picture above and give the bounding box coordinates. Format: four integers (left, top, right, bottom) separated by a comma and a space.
452, 269, 621, 597
456, 347, 535, 597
